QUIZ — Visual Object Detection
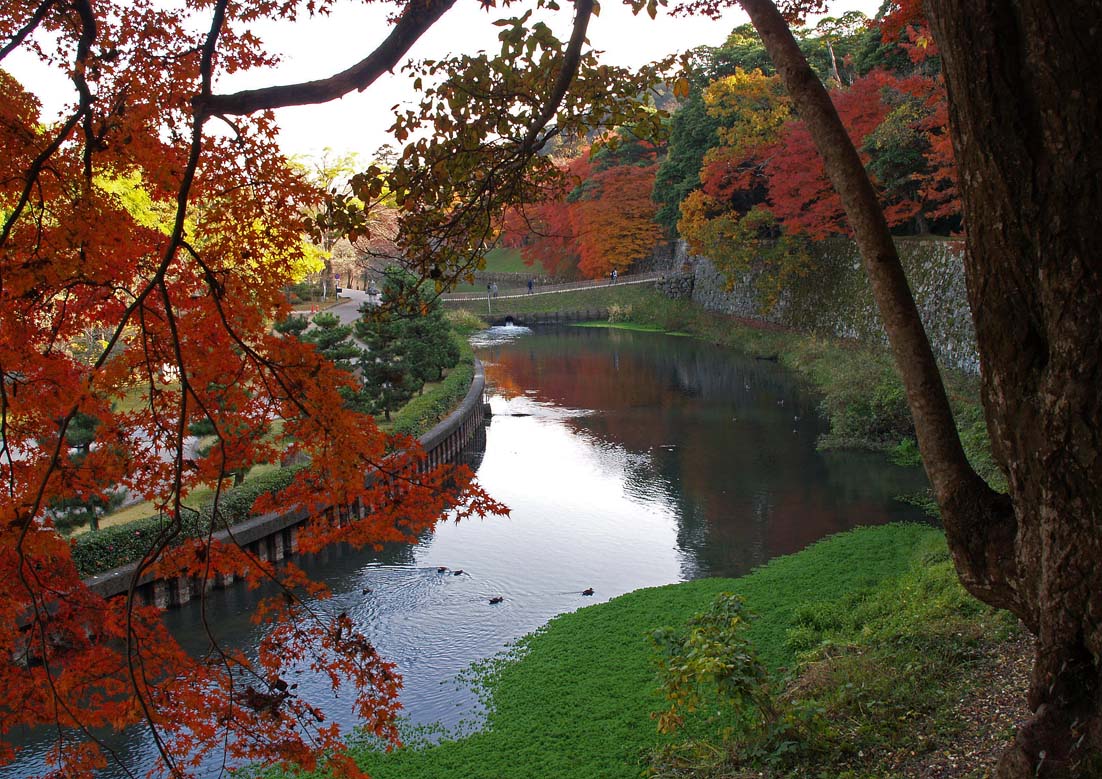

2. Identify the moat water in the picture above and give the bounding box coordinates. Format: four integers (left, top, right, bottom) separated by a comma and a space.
8, 325, 929, 778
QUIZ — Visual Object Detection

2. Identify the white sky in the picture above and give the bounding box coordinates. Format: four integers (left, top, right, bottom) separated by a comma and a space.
5, 0, 882, 162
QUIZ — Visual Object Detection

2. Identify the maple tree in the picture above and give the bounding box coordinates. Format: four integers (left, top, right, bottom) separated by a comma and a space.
502, 137, 663, 280
0, 0, 672, 776
685, 0, 1101, 775
571, 142, 663, 278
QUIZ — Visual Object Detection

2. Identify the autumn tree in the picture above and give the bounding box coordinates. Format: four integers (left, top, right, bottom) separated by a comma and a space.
299, 149, 362, 300
711, 0, 1102, 775
0, 0, 668, 776
571, 138, 664, 278
503, 135, 664, 279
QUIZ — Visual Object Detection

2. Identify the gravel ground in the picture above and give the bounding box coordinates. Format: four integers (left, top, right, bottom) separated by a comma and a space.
892, 632, 1033, 779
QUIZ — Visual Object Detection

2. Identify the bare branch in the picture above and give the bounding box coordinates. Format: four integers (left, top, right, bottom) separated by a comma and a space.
194, 0, 457, 118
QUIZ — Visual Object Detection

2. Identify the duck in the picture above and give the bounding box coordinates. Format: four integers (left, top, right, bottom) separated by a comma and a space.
489, 596, 504, 605
582, 587, 594, 596
361, 587, 373, 594
453, 569, 465, 576
437, 566, 448, 573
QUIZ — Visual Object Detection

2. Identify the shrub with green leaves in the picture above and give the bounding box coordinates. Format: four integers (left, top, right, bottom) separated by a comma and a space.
389, 335, 473, 439
651, 593, 773, 736
72, 465, 305, 577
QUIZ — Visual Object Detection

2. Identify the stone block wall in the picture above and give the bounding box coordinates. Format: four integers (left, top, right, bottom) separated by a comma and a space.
686, 237, 979, 373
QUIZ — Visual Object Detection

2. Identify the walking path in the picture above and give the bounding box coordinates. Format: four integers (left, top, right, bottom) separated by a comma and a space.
440, 271, 663, 302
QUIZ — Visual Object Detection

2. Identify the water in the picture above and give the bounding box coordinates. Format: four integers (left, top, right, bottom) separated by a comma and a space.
6, 325, 928, 778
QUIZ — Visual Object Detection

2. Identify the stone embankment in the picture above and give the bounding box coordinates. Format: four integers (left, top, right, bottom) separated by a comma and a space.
83, 359, 489, 608
671, 238, 979, 374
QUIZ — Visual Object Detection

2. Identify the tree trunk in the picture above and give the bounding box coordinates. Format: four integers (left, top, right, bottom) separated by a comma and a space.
924, 2, 1102, 775
741, 0, 1102, 775
737, 0, 1023, 617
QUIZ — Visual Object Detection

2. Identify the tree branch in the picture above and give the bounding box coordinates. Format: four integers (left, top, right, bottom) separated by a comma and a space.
194, 0, 458, 118
0, 0, 56, 61
515, 0, 594, 158
737, 0, 1024, 618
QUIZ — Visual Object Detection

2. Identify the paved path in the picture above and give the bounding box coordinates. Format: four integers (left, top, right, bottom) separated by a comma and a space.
440, 271, 663, 302
306, 271, 664, 322
324, 288, 374, 325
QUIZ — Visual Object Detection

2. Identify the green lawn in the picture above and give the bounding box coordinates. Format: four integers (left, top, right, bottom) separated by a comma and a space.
446, 248, 540, 293
315, 524, 961, 779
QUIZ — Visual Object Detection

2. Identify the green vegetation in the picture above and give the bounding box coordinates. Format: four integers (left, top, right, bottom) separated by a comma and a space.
274, 525, 1014, 779
357, 268, 460, 419
444, 282, 656, 316
481, 247, 531, 274
447, 248, 536, 292
575, 321, 689, 336
72, 465, 304, 576
651, 536, 1018, 778
387, 330, 475, 438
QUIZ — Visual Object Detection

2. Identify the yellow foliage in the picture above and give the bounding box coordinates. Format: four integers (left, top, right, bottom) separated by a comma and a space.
703, 68, 791, 154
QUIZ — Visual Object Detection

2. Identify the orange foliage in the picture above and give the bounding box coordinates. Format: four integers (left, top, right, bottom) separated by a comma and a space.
0, 3, 508, 777
502, 145, 661, 280
573, 163, 662, 278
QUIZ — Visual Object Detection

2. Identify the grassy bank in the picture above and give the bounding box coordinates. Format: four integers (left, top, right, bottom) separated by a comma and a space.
448, 248, 535, 292
444, 283, 657, 316
282, 525, 1017, 779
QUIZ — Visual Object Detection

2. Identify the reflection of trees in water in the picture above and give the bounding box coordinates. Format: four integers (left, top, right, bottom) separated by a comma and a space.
459, 422, 488, 472
478, 326, 928, 580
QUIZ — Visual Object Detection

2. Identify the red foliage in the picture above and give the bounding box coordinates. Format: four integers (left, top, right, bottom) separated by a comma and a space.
876, 0, 939, 61
765, 72, 897, 238
0, 4, 507, 778
502, 147, 661, 279
914, 81, 960, 220
763, 69, 958, 237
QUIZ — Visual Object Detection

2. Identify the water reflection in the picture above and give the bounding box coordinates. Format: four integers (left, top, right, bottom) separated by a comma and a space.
478, 326, 928, 580
9, 325, 928, 778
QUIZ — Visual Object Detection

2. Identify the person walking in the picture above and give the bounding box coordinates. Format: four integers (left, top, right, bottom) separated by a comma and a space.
491, 282, 499, 298
527, 278, 534, 295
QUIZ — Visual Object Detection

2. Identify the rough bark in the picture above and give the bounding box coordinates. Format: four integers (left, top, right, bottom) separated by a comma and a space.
737, 0, 1023, 616
741, 0, 1102, 774
924, 2, 1102, 775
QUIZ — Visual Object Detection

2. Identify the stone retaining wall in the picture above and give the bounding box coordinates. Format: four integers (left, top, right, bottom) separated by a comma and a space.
83, 359, 488, 607
684, 237, 979, 373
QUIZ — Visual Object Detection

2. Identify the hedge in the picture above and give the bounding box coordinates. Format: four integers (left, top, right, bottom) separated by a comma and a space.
73, 465, 305, 577
389, 333, 475, 439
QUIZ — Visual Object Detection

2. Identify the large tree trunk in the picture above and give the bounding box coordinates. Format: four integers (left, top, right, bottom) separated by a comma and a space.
925, 3, 1102, 775
738, 0, 1102, 775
